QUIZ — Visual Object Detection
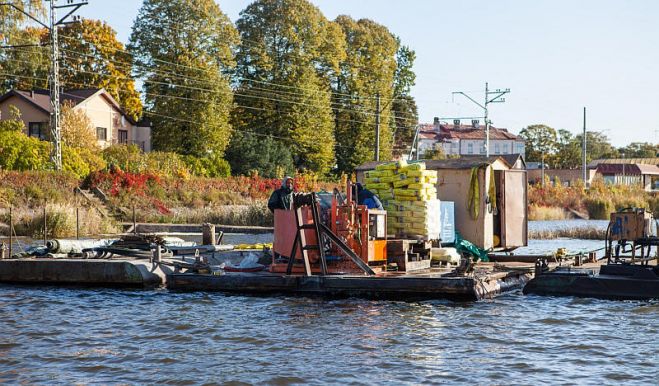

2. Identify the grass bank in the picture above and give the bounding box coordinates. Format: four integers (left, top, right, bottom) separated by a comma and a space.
528, 178, 658, 220
1, 170, 338, 236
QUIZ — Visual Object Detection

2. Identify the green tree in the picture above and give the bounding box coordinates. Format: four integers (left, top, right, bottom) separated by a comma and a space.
392, 41, 418, 157
129, 0, 238, 156
332, 16, 398, 172
225, 132, 295, 178
618, 142, 658, 158
576, 131, 618, 162
231, 0, 344, 175
553, 129, 581, 168
519, 124, 558, 165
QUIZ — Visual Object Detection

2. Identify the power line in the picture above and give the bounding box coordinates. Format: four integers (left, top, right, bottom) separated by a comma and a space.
4, 53, 419, 127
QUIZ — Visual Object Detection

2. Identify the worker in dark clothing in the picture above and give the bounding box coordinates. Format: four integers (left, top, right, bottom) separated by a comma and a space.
355, 183, 384, 210
268, 176, 294, 212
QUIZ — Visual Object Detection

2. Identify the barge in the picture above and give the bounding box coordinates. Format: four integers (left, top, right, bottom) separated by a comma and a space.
167, 266, 533, 301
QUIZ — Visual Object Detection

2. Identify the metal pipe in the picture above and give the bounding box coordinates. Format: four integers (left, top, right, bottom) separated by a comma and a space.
8, 207, 12, 258
43, 207, 47, 246
76, 207, 79, 240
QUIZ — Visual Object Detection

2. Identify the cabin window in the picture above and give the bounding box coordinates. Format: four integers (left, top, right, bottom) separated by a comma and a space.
29, 122, 46, 139
96, 127, 107, 141
118, 129, 128, 144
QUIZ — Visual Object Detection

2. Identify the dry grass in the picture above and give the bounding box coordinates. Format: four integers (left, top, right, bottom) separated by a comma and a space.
0, 204, 120, 238
136, 203, 274, 227
529, 226, 606, 240
528, 205, 570, 221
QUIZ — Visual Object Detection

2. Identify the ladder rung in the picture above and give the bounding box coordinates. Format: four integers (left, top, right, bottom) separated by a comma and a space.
299, 224, 317, 230
302, 245, 320, 250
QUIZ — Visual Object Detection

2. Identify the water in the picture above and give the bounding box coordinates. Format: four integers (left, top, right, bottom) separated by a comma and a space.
1, 222, 657, 384
0, 287, 657, 384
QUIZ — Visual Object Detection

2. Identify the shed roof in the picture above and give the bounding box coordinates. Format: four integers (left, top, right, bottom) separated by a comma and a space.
596, 163, 659, 175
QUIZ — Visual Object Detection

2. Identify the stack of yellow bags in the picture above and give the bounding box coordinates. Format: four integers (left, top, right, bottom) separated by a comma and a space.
363, 160, 441, 239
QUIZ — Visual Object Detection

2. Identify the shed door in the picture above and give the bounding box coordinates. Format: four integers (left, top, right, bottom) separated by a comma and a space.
502, 170, 528, 248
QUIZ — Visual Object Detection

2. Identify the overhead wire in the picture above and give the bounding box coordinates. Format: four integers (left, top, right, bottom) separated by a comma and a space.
0, 71, 390, 150
3, 52, 419, 127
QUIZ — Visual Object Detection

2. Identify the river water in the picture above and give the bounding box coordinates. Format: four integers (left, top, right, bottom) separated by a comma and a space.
1, 222, 658, 384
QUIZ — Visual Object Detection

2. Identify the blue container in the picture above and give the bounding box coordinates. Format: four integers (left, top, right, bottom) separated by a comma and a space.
440, 201, 455, 244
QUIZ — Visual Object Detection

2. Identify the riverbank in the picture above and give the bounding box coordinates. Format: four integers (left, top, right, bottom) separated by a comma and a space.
0, 170, 336, 237
528, 179, 658, 220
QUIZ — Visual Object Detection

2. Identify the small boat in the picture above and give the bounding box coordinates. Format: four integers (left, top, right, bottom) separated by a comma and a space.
523, 262, 659, 300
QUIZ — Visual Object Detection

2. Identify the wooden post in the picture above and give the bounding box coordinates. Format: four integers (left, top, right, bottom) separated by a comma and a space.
76, 207, 80, 240
43, 206, 47, 245
202, 223, 216, 246
8, 207, 12, 258
132, 205, 137, 234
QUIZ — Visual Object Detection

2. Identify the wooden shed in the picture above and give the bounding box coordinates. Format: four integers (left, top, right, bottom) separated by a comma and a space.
356, 156, 528, 250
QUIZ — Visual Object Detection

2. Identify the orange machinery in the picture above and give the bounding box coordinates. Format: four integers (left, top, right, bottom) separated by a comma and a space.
270, 182, 387, 275
330, 181, 387, 265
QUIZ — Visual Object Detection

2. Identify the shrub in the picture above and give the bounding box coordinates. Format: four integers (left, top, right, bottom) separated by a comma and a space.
584, 197, 615, 220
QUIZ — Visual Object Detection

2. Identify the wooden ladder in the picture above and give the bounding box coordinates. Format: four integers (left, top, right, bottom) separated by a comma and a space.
287, 193, 327, 276
287, 193, 375, 276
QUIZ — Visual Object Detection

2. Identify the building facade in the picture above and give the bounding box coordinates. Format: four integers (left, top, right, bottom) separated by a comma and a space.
417, 119, 525, 159
0, 89, 151, 151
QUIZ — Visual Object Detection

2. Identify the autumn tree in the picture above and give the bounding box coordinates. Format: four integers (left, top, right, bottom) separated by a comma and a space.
129, 0, 238, 156
231, 0, 344, 175
0, 1, 47, 92
58, 20, 143, 120
1, 18, 143, 120
61, 102, 98, 149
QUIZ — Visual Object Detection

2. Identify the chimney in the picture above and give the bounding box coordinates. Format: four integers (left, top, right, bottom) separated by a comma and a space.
453, 119, 460, 127
433, 117, 439, 128
471, 119, 479, 128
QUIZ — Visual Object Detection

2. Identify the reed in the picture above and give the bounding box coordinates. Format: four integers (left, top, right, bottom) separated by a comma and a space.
0, 204, 120, 238
528, 226, 606, 240
528, 205, 570, 221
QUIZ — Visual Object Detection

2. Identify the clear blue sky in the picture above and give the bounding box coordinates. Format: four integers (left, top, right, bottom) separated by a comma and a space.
76, 0, 659, 146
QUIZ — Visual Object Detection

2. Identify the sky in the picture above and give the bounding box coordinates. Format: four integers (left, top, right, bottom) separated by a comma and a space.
75, 0, 659, 146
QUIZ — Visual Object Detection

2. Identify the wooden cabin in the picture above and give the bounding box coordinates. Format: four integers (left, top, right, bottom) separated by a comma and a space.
356, 156, 528, 251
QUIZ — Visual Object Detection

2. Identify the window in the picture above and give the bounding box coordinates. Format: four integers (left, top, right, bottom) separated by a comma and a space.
28, 122, 46, 139
118, 129, 128, 144
494, 143, 500, 154
96, 127, 107, 141
502, 143, 508, 153
467, 143, 473, 154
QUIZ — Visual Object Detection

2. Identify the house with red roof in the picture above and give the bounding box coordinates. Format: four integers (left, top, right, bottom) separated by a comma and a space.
418, 118, 525, 159
0, 88, 151, 151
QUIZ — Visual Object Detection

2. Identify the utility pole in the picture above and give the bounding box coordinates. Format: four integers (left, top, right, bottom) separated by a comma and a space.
582, 107, 587, 186
1, 0, 87, 171
374, 92, 380, 161
452, 82, 510, 157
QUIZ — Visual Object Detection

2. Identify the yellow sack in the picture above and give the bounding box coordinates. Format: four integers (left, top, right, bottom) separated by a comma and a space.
376, 162, 398, 171
393, 179, 412, 188
365, 170, 381, 178
406, 162, 426, 171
